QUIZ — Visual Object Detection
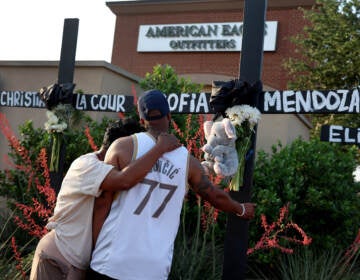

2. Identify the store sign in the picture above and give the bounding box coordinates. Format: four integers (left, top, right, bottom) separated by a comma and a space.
137, 21, 277, 52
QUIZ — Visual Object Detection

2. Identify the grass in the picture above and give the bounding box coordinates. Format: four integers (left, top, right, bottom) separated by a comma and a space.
248, 248, 360, 280
0, 210, 35, 279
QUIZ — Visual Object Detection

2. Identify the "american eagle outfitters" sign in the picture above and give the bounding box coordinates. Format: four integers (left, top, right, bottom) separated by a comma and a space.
137, 21, 278, 52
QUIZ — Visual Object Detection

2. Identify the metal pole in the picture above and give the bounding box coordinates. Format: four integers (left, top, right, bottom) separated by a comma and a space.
222, 1, 267, 279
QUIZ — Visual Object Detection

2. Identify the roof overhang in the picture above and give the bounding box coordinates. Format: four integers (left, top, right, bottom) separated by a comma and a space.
107, 0, 316, 15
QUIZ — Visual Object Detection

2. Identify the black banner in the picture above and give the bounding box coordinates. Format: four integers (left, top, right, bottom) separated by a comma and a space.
73, 93, 135, 112
74, 91, 214, 113
1, 88, 359, 114
0, 91, 46, 108
0, 91, 214, 114
259, 88, 360, 114
0, 91, 136, 112
320, 125, 360, 145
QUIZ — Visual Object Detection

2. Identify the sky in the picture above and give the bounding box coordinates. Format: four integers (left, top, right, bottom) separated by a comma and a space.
0, 0, 118, 62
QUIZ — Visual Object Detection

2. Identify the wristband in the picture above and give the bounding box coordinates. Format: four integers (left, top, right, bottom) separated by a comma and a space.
236, 203, 245, 217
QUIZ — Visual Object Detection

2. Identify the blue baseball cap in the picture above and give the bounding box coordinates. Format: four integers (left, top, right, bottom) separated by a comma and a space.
137, 89, 170, 121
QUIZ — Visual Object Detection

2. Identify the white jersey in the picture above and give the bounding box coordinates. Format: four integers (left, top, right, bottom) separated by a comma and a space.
91, 132, 189, 280
46, 152, 114, 269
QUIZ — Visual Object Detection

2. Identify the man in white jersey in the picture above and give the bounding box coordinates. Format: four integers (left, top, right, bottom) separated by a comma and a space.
88, 89, 256, 280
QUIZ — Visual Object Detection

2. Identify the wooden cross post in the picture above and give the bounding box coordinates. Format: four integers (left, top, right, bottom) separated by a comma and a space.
49, 18, 78, 193
58, 19, 78, 86
222, 1, 267, 279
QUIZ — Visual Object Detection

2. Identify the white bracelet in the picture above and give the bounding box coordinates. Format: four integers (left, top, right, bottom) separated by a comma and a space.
236, 203, 246, 217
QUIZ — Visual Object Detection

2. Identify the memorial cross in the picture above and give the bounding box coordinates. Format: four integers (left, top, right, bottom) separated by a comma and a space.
222, 1, 266, 279
49, 18, 78, 193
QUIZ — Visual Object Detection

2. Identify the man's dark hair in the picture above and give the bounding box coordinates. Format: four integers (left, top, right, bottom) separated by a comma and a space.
102, 117, 144, 149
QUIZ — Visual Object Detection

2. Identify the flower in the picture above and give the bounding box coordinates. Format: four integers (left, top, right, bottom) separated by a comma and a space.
247, 203, 312, 255
225, 105, 261, 191
44, 109, 67, 172
85, 126, 99, 151
226, 105, 261, 129
44, 111, 67, 133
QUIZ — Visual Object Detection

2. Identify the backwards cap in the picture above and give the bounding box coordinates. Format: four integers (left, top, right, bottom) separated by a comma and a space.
137, 89, 170, 121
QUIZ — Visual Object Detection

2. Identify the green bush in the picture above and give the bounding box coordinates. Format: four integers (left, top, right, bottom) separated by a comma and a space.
249, 138, 360, 266
139, 64, 204, 135
0, 117, 111, 199
0, 113, 116, 253
139, 64, 203, 95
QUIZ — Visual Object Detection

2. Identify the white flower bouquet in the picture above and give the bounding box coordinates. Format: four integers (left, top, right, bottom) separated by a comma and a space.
44, 111, 67, 133
225, 105, 261, 191
44, 110, 67, 172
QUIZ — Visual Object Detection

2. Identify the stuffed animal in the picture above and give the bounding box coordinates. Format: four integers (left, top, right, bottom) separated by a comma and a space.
201, 118, 239, 177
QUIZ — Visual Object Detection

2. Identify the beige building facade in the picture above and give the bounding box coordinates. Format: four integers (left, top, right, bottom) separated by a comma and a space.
0, 61, 141, 170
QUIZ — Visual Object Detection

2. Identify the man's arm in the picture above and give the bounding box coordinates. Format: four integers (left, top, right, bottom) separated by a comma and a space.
101, 132, 181, 191
188, 156, 256, 219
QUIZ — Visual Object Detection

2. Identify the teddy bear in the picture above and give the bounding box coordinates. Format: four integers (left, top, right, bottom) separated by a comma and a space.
201, 118, 239, 177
